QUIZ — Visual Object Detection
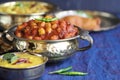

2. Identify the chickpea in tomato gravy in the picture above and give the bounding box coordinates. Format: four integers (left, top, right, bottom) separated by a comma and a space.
15, 16, 78, 40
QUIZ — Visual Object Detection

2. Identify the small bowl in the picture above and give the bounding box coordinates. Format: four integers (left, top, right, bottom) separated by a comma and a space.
0, 52, 48, 80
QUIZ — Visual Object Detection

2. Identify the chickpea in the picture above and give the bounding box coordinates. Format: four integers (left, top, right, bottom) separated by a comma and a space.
46, 27, 52, 34
37, 22, 41, 27
27, 36, 33, 40
46, 23, 51, 28
40, 22, 46, 27
50, 35, 59, 40
51, 24, 57, 29
38, 28, 45, 35
57, 27, 61, 33
30, 21, 37, 27
34, 36, 42, 40
46, 23, 52, 33
17, 25, 25, 31
15, 31, 22, 38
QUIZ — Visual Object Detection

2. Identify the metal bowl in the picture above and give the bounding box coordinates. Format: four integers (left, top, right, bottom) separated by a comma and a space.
53, 10, 120, 31
0, 52, 48, 80
0, 1, 59, 30
2, 25, 93, 61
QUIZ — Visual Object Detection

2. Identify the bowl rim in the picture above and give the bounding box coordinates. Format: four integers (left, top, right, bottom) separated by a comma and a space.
0, 52, 48, 70
0, 0, 59, 16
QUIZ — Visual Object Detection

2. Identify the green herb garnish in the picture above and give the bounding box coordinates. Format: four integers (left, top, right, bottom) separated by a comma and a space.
36, 17, 58, 22
3, 53, 19, 64
11, 56, 19, 64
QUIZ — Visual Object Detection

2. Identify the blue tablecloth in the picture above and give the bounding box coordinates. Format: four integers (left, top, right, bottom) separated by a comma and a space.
40, 20, 120, 80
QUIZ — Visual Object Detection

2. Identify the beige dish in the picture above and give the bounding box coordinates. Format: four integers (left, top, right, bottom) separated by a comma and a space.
0, 1, 59, 29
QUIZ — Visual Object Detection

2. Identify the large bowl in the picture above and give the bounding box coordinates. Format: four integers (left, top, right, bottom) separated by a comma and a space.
0, 52, 48, 80
2, 25, 93, 61
0, 1, 59, 30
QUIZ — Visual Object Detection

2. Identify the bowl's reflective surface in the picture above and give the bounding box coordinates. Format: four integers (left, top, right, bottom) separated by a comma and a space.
2, 25, 93, 61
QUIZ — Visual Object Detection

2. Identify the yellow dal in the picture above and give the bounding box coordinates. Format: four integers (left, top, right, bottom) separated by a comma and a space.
0, 53, 44, 68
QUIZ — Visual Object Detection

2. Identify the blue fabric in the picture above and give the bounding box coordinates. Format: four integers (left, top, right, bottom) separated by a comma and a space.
40, 17, 120, 80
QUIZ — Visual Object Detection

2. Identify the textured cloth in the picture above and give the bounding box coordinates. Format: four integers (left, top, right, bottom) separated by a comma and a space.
40, 19, 120, 80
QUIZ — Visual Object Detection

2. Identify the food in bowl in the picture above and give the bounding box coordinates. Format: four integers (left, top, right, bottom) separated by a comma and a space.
0, 1, 54, 14
15, 16, 78, 40
0, 52, 46, 68
0, 1, 59, 30
0, 52, 48, 80
2, 16, 93, 61
62, 15, 101, 31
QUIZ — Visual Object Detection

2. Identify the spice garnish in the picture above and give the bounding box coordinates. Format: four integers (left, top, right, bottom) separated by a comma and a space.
2, 53, 31, 65
36, 17, 58, 22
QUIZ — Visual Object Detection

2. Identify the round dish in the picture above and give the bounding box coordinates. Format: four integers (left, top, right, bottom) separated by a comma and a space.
2, 25, 93, 61
0, 1, 59, 29
1, 16, 93, 61
0, 52, 48, 80
53, 10, 120, 31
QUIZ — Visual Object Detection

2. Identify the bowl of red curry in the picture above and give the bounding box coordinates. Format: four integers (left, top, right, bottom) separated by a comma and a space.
2, 16, 93, 61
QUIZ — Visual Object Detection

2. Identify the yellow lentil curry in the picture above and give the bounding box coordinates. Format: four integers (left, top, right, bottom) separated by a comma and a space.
0, 53, 44, 68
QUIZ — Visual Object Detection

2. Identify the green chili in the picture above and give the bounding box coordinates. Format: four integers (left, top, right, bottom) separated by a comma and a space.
58, 71, 88, 76
49, 66, 72, 74
35, 17, 58, 22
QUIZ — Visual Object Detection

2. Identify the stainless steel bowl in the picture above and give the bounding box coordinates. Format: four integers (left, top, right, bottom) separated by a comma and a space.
0, 1, 59, 30
0, 52, 48, 80
2, 25, 93, 61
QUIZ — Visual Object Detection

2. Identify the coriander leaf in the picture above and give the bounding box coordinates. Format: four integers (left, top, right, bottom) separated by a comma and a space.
3, 53, 15, 63
11, 56, 19, 64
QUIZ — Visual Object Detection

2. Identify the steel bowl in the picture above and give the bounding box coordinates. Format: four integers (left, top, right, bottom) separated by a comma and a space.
0, 52, 48, 80
2, 25, 93, 61
53, 10, 120, 31
0, 1, 59, 30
